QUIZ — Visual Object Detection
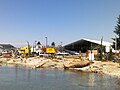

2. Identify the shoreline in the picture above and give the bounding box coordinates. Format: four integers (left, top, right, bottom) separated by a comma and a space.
0, 57, 120, 78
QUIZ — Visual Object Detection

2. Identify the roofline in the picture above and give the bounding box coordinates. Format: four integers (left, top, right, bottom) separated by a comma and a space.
64, 38, 112, 47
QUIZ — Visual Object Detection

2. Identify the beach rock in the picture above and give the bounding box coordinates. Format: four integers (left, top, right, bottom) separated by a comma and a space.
63, 60, 91, 69
1, 57, 120, 78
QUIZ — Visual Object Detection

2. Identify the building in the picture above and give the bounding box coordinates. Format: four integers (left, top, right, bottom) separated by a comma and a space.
64, 38, 112, 53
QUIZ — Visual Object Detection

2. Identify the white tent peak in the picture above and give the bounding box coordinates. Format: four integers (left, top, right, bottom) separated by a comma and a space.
82, 38, 112, 47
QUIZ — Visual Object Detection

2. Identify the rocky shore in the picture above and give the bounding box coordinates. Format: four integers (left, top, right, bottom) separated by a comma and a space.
0, 57, 120, 78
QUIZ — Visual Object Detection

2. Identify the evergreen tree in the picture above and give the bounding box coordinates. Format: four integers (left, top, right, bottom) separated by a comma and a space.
113, 15, 120, 49
108, 48, 113, 60
37, 41, 41, 45
51, 42, 55, 47
100, 37, 103, 60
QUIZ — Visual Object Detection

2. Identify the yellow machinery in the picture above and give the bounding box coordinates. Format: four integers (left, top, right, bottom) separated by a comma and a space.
46, 48, 56, 54
19, 46, 30, 54
19, 47, 55, 56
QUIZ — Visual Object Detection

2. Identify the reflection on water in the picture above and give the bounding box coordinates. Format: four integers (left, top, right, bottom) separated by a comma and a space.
0, 65, 120, 90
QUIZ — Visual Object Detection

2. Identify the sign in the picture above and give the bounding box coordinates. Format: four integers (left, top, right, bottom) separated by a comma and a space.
89, 53, 94, 60
105, 46, 110, 52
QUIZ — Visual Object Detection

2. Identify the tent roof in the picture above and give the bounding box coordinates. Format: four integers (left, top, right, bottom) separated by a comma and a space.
64, 38, 112, 47
83, 38, 112, 46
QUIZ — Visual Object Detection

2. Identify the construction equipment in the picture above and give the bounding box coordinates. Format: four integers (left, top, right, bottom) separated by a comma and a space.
46, 48, 56, 54
19, 46, 30, 55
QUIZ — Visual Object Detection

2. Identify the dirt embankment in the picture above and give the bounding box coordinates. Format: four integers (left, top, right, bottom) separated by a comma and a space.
71, 60, 120, 78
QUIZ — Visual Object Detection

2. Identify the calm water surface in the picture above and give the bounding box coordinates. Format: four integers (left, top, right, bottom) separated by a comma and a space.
0, 65, 120, 90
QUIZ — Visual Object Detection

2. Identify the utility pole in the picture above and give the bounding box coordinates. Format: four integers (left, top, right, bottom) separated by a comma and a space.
33, 41, 37, 56
61, 42, 63, 52
100, 37, 103, 60
26, 41, 30, 56
45, 37, 48, 47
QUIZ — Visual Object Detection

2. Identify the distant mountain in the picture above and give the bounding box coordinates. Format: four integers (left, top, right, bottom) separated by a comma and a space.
0, 44, 16, 50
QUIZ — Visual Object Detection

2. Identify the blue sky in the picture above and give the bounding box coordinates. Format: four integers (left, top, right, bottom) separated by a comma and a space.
0, 0, 120, 47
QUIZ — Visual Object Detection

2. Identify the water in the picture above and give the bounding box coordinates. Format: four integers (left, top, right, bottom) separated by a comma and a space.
0, 65, 120, 90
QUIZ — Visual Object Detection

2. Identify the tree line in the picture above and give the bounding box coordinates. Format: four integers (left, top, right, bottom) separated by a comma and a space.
113, 15, 120, 49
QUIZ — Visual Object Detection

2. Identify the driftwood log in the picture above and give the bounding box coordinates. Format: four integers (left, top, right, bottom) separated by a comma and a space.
63, 60, 92, 69
34, 61, 49, 68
